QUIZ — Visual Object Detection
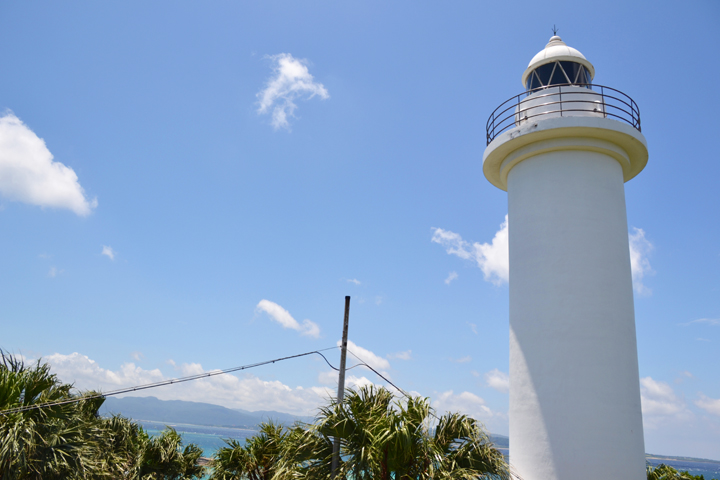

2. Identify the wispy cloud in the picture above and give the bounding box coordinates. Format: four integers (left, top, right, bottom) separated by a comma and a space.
466, 322, 478, 335
674, 370, 694, 384
431, 216, 509, 285
640, 376, 693, 428
695, 394, 720, 416
450, 356, 472, 364
257, 54, 329, 130
101, 245, 116, 261
47, 266, 61, 278
484, 369, 509, 393
346, 278, 361, 285
387, 350, 412, 361
256, 299, 320, 338
629, 227, 654, 295
0, 112, 97, 216
681, 318, 720, 327
444, 271, 458, 285
130, 351, 144, 361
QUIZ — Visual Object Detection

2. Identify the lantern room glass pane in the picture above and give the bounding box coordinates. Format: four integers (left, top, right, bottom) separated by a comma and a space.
560, 61, 584, 84
527, 71, 542, 91
534, 63, 555, 86
550, 63, 569, 85
527, 62, 593, 91
581, 67, 592, 88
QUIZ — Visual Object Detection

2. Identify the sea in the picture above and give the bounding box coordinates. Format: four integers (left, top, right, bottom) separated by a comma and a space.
142, 422, 720, 479
140, 420, 258, 456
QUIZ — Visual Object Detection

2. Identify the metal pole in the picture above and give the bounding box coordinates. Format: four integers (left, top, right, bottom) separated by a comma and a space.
331, 296, 350, 478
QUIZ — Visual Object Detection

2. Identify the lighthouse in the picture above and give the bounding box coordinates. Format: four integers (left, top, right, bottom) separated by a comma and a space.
483, 36, 647, 480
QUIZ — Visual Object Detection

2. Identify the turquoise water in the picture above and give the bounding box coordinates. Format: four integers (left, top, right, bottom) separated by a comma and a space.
141, 421, 258, 457
142, 422, 259, 480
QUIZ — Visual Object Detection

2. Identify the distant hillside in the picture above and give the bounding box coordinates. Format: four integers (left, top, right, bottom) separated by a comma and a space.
100, 396, 313, 429
101, 397, 509, 447
489, 434, 509, 448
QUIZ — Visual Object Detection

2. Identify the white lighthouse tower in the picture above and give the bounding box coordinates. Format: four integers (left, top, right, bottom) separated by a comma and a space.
483, 36, 647, 480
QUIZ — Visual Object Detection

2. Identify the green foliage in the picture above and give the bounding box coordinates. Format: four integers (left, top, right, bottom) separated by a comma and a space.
139, 427, 205, 480
647, 463, 710, 480
214, 386, 509, 480
0, 352, 101, 479
210, 421, 287, 480
0, 351, 205, 479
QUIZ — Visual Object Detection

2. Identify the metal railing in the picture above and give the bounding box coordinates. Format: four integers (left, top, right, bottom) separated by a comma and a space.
486, 84, 641, 145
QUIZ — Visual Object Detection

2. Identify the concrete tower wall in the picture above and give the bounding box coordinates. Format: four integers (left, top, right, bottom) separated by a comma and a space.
506, 147, 646, 480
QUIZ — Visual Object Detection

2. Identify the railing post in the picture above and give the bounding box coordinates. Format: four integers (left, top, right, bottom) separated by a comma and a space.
559, 86, 563, 117
601, 86, 607, 119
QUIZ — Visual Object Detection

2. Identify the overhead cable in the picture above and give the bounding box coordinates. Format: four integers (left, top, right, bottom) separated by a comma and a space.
0, 347, 339, 416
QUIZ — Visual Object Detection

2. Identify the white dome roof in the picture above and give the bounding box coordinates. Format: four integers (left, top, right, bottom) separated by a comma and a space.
521, 36, 595, 88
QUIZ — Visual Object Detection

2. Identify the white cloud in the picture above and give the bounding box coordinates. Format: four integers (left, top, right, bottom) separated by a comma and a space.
257, 54, 329, 130
444, 271, 458, 285
345, 375, 377, 390
319, 343, 393, 395
682, 318, 720, 327
629, 227, 654, 295
47, 352, 165, 391
433, 219, 652, 292
130, 351, 144, 361
431, 216, 509, 285
695, 394, 720, 416
432, 390, 498, 421
101, 245, 116, 261
0, 112, 97, 216
640, 377, 693, 428
318, 370, 337, 386
256, 299, 320, 338
467, 322, 478, 335
318, 370, 377, 392
346, 278, 361, 285
375, 296, 383, 306
342, 340, 390, 372
484, 369, 510, 394
45, 352, 329, 416
47, 266, 60, 278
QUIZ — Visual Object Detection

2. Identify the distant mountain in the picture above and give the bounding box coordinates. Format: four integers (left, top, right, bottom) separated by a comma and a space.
236, 408, 315, 425
101, 396, 506, 447
100, 396, 312, 429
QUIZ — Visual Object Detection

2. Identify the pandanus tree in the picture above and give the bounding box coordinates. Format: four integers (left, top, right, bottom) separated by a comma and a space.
139, 427, 205, 480
646, 463, 708, 480
0, 352, 104, 479
210, 421, 287, 480
0, 352, 205, 480
273, 386, 509, 480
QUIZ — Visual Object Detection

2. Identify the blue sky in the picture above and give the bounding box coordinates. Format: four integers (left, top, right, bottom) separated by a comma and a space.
1, 0, 719, 459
